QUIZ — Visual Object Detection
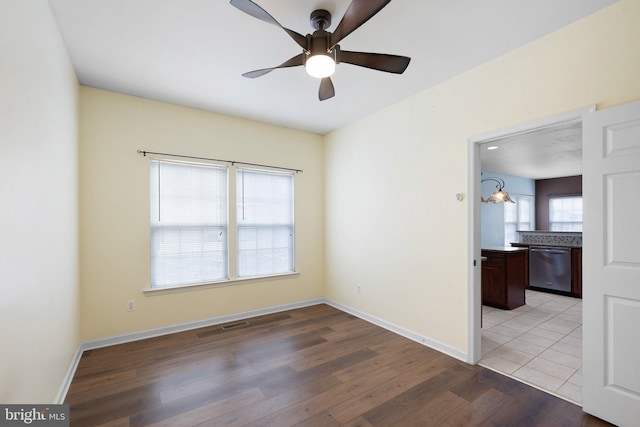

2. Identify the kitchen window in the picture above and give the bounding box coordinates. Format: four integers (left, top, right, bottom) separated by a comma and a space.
549, 196, 583, 231
504, 195, 533, 246
149, 159, 296, 290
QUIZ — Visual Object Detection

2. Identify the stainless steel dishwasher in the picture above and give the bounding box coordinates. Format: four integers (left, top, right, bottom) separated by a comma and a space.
529, 246, 572, 292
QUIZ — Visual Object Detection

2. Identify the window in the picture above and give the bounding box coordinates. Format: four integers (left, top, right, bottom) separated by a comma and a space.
504, 195, 533, 246
148, 160, 295, 290
150, 160, 228, 288
549, 196, 582, 231
237, 168, 294, 277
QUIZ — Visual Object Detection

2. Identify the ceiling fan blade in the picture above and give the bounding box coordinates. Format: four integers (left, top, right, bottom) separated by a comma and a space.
331, 0, 391, 47
340, 50, 410, 74
242, 54, 305, 78
319, 77, 335, 101
230, 0, 307, 49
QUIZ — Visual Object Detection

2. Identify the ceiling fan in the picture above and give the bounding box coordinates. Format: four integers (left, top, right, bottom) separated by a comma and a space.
230, 0, 411, 101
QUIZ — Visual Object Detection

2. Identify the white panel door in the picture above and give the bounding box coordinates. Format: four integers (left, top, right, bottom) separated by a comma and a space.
583, 100, 640, 427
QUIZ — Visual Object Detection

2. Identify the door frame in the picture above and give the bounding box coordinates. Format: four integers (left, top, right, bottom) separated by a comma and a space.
466, 105, 595, 364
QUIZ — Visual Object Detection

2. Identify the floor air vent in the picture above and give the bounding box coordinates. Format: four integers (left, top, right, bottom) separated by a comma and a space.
221, 321, 250, 330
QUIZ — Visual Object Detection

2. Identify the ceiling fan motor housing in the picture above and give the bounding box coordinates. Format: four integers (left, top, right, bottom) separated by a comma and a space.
306, 9, 338, 66
310, 9, 331, 30
306, 30, 336, 57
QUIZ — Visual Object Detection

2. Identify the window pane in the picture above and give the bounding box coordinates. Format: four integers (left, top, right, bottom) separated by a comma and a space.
237, 169, 294, 277
504, 201, 517, 222
150, 160, 228, 288
151, 226, 226, 287
504, 195, 533, 246
504, 223, 517, 246
549, 196, 582, 231
518, 197, 531, 223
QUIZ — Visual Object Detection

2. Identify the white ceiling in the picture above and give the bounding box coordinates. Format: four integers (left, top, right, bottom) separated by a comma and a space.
47, 0, 617, 136
480, 121, 584, 180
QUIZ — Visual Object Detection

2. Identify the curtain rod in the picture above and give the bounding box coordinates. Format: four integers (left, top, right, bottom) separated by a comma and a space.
137, 150, 303, 173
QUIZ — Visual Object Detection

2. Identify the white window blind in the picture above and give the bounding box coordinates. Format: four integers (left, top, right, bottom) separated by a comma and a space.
549, 196, 582, 231
504, 195, 533, 245
150, 160, 228, 288
237, 168, 294, 277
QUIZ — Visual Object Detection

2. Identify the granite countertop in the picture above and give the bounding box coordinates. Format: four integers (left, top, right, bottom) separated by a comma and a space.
516, 230, 582, 234
510, 242, 582, 248
481, 246, 529, 252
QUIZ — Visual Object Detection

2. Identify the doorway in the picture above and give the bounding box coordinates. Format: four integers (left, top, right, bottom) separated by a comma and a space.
467, 105, 595, 402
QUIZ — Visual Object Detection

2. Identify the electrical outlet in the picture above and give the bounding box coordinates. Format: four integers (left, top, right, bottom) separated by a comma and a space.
356, 284, 362, 294
126, 300, 137, 312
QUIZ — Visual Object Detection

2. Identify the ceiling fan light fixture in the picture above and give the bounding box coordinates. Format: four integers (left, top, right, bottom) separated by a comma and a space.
230, 0, 411, 100
305, 54, 335, 78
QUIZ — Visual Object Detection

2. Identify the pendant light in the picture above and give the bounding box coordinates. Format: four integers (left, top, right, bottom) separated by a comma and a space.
481, 177, 515, 203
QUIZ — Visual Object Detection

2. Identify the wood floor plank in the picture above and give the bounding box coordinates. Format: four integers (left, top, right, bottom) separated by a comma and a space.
290, 411, 341, 427
289, 338, 376, 373
67, 368, 137, 396
65, 304, 614, 427
360, 364, 476, 426
244, 361, 401, 427
95, 417, 130, 427
339, 416, 376, 427
459, 387, 518, 425
331, 340, 424, 383
447, 365, 505, 402
68, 383, 162, 427
393, 390, 471, 427
128, 365, 296, 427
194, 377, 341, 427
231, 328, 331, 363
147, 388, 266, 427
327, 354, 454, 423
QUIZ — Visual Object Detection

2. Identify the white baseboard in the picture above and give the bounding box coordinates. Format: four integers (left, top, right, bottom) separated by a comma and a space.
81, 298, 325, 351
55, 345, 84, 404
323, 298, 468, 363
56, 297, 468, 402
55, 298, 324, 403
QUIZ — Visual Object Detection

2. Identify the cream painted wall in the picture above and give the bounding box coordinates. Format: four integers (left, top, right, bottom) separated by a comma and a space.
324, 0, 640, 354
0, 1, 79, 402
79, 87, 324, 341
3, 0, 637, 403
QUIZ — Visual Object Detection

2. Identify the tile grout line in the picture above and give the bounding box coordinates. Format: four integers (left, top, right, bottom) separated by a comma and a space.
480, 290, 583, 404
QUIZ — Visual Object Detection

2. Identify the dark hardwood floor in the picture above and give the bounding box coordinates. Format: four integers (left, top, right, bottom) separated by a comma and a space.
65, 304, 613, 426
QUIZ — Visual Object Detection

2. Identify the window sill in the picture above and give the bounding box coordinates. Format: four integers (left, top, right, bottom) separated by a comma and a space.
143, 272, 300, 296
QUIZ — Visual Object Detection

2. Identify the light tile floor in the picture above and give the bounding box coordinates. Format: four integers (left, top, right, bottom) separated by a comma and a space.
479, 290, 583, 404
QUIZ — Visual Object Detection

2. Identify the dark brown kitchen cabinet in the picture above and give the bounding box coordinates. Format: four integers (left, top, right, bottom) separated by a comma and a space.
481, 248, 527, 310
571, 247, 582, 298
